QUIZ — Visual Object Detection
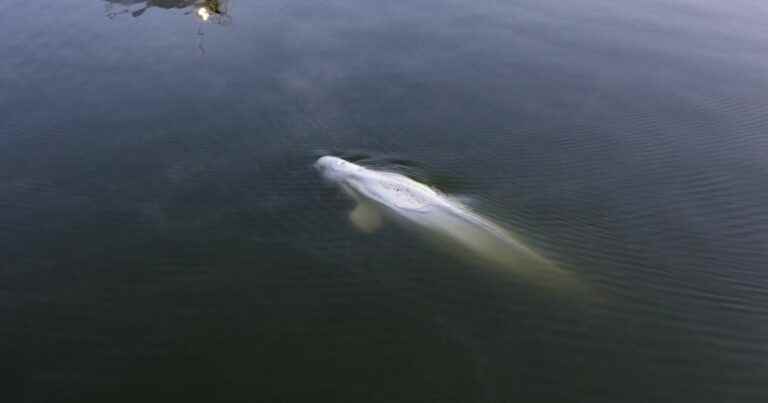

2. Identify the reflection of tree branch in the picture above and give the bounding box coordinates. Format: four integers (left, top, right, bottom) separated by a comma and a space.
197, 24, 206, 56
106, 9, 132, 19
132, 6, 149, 17
103, 0, 231, 54
102, 0, 231, 22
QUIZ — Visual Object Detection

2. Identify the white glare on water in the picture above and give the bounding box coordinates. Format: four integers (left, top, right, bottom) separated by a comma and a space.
197, 7, 211, 21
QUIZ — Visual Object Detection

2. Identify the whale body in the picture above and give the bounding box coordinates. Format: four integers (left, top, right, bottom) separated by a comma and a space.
314, 156, 582, 291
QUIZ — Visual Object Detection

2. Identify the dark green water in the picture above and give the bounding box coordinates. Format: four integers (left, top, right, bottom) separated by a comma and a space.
2, 0, 768, 401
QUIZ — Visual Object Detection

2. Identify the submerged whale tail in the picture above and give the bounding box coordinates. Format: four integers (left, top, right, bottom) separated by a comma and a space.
409, 206, 593, 296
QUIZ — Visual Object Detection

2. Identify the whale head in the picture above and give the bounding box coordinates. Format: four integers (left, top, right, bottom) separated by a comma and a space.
314, 156, 363, 182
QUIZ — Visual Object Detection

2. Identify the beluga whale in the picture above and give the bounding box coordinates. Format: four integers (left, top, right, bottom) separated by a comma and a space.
315, 156, 584, 292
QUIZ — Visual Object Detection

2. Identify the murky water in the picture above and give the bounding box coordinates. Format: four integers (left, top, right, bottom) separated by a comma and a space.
2, 0, 767, 401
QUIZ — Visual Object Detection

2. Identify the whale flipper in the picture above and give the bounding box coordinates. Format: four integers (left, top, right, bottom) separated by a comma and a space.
349, 201, 383, 233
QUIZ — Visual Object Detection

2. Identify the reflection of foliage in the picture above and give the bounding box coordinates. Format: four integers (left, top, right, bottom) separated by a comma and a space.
104, 0, 232, 55
105, 0, 231, 25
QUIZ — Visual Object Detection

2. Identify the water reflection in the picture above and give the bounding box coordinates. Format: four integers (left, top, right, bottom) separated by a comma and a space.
104, 0, 231, 24
104, 0, 232, 54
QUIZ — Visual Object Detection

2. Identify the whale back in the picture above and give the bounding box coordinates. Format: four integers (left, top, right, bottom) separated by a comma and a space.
353, 171, 436, 212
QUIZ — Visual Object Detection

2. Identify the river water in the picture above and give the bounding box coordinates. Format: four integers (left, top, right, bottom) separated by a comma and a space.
2, 0, 767, 401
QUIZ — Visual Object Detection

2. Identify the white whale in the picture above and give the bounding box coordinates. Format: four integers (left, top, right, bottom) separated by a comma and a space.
314, 156, 583, 291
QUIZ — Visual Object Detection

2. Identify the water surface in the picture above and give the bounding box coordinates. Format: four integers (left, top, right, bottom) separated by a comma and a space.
2, 0, 768, 402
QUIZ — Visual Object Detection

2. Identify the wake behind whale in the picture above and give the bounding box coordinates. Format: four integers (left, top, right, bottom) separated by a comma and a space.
315, 156, 586, 293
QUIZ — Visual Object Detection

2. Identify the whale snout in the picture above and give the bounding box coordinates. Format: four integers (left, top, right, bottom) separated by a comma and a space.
314, 156, 361, 181
314, 156, 337, 171
314, 156, 339, 178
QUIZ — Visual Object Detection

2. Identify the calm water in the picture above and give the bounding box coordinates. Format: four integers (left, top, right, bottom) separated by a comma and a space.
2, 0, 768, 401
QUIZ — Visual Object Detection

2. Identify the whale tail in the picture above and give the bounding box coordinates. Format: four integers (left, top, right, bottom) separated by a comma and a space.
409, 207, 596, 297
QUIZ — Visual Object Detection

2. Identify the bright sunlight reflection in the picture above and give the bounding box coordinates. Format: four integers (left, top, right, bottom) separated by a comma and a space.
197, 7, 211, 21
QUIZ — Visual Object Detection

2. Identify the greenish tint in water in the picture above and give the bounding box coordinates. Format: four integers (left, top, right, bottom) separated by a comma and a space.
1, 0, 767, 402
